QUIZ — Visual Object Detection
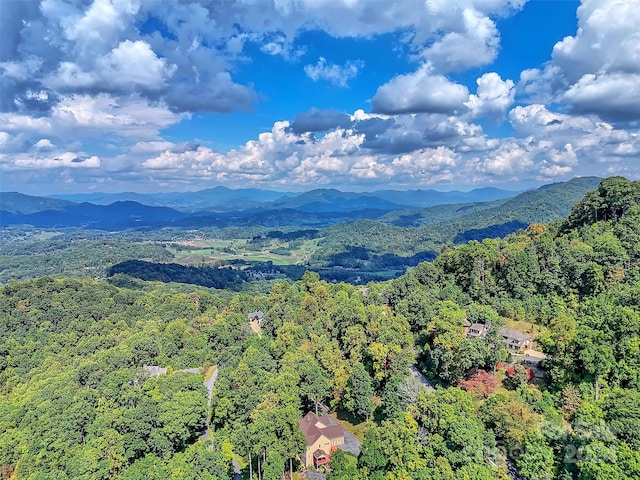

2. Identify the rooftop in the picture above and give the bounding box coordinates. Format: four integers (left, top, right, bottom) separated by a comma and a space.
299, 411, 343, 446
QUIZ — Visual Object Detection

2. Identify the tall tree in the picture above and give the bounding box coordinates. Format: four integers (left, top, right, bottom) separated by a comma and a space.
342, 363, 374, 420
326, 450, 358, 480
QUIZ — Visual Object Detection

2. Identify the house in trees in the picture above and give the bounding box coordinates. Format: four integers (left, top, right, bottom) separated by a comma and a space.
462, 318, 472, 333
465, 322, 532, 351
466, 322, 487, 339
501, 328, 531, 351
247, 310, 264, 324
299, 412, 345, 469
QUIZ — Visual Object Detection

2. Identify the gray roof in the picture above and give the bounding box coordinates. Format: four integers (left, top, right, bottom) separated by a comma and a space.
499, 327, 530, 343
467, 323, 487, 337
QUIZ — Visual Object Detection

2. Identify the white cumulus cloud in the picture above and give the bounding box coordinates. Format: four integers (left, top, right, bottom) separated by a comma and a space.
520, 0, 640, 121
420, 6, 500, 71
304, 57, 364, 87
465, 72, 515, 120
371, 63, 469, 115
2, 151, 101, 170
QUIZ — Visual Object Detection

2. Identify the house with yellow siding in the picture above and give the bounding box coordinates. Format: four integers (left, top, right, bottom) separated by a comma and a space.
299, 411, 345, 468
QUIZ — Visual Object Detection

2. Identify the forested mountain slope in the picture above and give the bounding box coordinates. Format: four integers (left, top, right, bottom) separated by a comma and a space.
311, 177, 602, 264
382, 176, 640, 479
0, 192, 75, 214
1, 176, 639, 480
379, 177, 600, 229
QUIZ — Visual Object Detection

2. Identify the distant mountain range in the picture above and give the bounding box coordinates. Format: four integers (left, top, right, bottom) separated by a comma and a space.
1, 178, 601, 235
0, 200, 185, 230
381, 176, 602, 229
369, 186, 519, 207
47, 186, 294, 212
268, 189, 409, 212
44, 185, 520, 212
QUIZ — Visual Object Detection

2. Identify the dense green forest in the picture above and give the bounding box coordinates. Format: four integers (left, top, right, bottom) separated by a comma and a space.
1, 176, 639, 479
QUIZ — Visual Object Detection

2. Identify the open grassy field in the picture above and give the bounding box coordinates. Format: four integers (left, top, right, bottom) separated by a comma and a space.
166, 237, 321, 266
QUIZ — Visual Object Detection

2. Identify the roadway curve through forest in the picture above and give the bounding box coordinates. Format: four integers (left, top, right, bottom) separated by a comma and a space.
199, 367, 219, 442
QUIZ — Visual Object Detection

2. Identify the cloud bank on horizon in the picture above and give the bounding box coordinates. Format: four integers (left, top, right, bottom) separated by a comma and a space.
1, 0, 639, 194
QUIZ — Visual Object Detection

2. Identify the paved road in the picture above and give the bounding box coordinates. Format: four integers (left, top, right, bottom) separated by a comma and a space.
178, 367, 202, 374
410, 365, 435, 393
199, 368, 219, 442
173, 367, 218, 405
204, 368, 219, 408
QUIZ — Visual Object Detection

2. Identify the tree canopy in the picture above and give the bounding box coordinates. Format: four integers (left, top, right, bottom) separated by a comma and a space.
1, 177, 639, 479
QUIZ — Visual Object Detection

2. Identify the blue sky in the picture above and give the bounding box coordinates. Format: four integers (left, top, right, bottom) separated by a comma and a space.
1, 0, 639, 194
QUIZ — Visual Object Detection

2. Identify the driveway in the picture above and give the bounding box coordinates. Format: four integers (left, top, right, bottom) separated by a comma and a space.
303, 469, 326, 480
340, 427, 361, 456
410, 365, 435, 393
318, 405, 361, 456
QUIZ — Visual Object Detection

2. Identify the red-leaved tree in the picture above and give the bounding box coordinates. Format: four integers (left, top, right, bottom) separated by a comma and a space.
458, 369, 499, 398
